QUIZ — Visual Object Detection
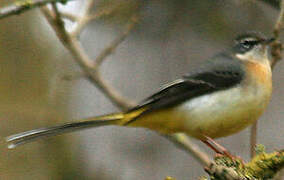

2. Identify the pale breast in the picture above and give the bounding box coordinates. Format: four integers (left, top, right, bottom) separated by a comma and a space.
176, 61, 272, 139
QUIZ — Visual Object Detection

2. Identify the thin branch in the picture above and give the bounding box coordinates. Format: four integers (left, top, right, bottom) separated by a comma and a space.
167, 134, 211, 166
71, 5, 118, 37
61, 12, 78, 22
40, 6, 70, 49
51, 2, 62, 21
40, 6, 134, 110
0, 0, 72, 20
274, 0, 284, 37
31, 2, 283, 179
271, 0, 284, 68
69, 0, 95, 37
94, 15, 138, 68
40, 6, 217, 177
250, 0, 284, 160
168, 134, 244, 180
70, 17, 88, 37
172, 2, 284, 172
86, 6, 117, 22
270, 2, 284, 175
250, 121, 257, 158
84, 0, 95, 15
40, 6, 242, 178
2, 0, 281, 179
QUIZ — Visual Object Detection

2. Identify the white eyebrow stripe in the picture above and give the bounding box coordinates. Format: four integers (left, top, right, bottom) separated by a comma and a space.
240, 38, 257, 42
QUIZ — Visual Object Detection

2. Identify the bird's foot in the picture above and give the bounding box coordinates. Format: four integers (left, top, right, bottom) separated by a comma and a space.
202, 136, 245, 165
214, 153, 246, 168
214, 152, 245, 165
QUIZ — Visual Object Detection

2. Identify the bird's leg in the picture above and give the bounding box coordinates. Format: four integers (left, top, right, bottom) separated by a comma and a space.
202, 136, 246, 165
202, 136, 234, 159
201, 139, 223, 154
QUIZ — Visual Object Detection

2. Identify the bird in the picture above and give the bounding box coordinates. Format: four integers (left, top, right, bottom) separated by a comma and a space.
6, 32, 274, 155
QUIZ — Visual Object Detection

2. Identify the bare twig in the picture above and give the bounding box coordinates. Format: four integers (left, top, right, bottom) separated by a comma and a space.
40, 6, 134, 109
271, 0, 284, 68
51, 2, 62, 22
94, 15, 138, 67
167, 134, 211, 166
41, 4, 216, 177
274, 0, 284, 36
42, 3, 282, 179
250, 0, 284, 160
69, 0, 94, 37
167, 134, 243, 180
0, 0, 72, 20
41, 5, 240, 178
86, 6, 117, 22
70, 17, 87, 37
83, 0, 95, 15
61, 12, 78, 22
167, 134, 257, 180
250, 121, 258, 158
14, 1, 281, 179
270, 2, 284, 175
40, 6, 70, 48
71, 5, 118, 37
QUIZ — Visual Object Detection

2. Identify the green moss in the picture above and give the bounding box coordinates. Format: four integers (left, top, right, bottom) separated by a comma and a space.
15, 0, 34, 9
255, 144, 266, 155
205, 146, 284, 180
245, 150, 284, 179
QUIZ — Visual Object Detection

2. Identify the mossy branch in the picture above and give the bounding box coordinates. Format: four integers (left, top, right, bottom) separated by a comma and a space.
202, 146, 284, 180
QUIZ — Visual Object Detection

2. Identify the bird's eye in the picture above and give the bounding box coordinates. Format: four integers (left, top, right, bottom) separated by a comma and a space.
241, 40, 253, 49
238, 39, 260, 52
234, 38, 260, 54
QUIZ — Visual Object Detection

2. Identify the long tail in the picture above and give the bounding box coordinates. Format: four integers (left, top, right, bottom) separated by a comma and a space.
6, 112, 127, 149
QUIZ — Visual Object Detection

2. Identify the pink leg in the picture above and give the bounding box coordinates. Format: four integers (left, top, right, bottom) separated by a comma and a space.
201, 139, 222, 154
202, 136, 245, 164
202, 136, 234, 158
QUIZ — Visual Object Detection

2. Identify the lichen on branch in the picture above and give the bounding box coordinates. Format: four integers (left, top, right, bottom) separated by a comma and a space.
202, 146, 284, 180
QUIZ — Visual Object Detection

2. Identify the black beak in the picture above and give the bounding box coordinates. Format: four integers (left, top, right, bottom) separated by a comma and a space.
262, 37, 275, 45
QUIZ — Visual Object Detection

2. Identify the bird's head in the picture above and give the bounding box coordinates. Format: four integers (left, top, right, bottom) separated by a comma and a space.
233, 32, 274, 64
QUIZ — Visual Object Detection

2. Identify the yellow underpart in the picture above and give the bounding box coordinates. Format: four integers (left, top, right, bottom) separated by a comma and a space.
116, 107, 149, 125
126, 107, 186, 134
114, 59, 273, 140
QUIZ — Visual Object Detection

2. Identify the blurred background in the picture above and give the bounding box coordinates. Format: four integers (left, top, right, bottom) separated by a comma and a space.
0, 0, 283, 179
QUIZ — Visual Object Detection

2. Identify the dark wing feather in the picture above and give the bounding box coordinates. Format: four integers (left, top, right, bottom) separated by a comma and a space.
130, 53, 245, 113
132, 79, 214, 111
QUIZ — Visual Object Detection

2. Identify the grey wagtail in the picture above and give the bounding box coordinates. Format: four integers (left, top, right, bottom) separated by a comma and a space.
6, 32, 274, 152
